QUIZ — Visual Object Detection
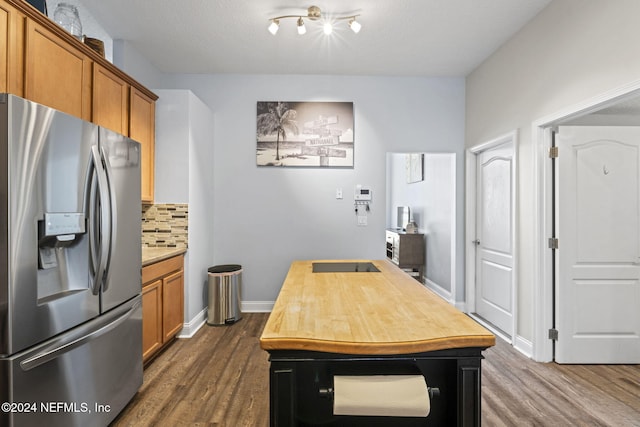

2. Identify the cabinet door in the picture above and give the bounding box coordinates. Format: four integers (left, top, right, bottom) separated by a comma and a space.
142, 279, 163, 362
0, 1, 23, 95
0, 2, 11, 93
24, 19, 91, 120
93, 64, 129, 134
162, 269, 184, 342
130, 88, 155, 203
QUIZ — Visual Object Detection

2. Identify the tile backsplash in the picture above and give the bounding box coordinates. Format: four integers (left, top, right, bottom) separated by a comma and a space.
141, 204, 188, 248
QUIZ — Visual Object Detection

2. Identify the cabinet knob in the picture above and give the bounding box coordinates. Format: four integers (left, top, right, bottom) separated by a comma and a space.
472, 239, 481, 246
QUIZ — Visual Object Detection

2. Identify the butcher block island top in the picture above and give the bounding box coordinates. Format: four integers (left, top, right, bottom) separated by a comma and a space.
260, 260, 495, 355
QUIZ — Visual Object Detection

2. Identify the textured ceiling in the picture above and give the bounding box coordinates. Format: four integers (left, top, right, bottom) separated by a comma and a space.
79, 0, 551, 77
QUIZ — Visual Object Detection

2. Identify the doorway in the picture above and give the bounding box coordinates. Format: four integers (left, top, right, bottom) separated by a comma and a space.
465, 132, 517, 342
533, 85, 640, 362
386, 152, 457, 302
553, 125, 640, 363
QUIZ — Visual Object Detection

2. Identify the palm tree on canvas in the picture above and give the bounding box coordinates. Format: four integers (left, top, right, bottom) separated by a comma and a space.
257, 102, 299, 161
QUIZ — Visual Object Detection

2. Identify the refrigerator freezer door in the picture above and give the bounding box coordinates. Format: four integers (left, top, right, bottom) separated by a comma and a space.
0, 295, 142, 427
0, 94, 100, 356
99, 128, 142, 312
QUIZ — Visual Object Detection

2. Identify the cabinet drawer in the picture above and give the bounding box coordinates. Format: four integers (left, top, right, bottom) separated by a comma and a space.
385, 232, 394, 244
142, 255, 183, 285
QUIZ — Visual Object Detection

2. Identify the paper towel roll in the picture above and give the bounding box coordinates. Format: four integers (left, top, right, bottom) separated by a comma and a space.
333, 375, 430, 417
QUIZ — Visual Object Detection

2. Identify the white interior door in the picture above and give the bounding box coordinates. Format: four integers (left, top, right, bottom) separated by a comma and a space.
556, 126, 640, 363
474, 142, 515, 337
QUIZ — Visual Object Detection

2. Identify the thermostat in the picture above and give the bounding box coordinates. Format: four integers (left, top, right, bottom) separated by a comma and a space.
355, 185, 372, 201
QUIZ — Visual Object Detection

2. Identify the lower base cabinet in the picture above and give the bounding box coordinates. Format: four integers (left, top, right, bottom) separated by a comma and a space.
142, 280, 162, 361
142, 254, 184, 363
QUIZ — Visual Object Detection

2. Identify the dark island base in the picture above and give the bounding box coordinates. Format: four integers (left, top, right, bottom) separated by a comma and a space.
268, 347, 487, 426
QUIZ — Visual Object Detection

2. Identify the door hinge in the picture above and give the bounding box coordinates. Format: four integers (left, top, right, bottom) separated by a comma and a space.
549, 146, 559, 158
548, 237, 559, 249
548, 328, 558, 341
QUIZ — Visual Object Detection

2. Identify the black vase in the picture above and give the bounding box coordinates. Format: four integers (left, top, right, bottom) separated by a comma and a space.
26, 0, 48, 15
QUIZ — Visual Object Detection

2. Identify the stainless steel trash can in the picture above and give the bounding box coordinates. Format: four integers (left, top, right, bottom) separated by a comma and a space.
207, 264, 242, 325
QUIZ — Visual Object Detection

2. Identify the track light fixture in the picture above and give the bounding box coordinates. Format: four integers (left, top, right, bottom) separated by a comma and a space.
349, 17, 361, 34
268, 5, 361, 36
297, 17, 306, 35
268, 19, 279, 35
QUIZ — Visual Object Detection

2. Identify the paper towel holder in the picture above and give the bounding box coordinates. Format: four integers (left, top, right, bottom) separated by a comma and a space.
319, 387, 333, 398
319, 386, 441, 399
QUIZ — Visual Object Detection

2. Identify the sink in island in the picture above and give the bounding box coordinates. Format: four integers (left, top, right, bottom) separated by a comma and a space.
311, 261, 380, 273
260, 259, 495, 426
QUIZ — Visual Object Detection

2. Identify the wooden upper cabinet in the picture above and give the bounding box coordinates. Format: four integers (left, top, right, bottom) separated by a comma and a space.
0, 1, 24, 95
24, 18, 91, 121
0, 2, 11, 93
3, 0, 157, 204
130, 87, 155, 204
92, 64, 129, 134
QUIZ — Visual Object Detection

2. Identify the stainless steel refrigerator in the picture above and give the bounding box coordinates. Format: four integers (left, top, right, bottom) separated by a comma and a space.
0, 94, 143, 426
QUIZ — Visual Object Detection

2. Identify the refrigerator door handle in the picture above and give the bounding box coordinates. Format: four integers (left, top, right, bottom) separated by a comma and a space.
88, 145, 112, 295
100, 145, 116, 292
88, 158, 100, 293
19, 297, 141, 372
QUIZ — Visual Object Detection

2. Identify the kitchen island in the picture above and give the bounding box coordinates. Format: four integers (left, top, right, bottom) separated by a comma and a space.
260, 260, 495, 426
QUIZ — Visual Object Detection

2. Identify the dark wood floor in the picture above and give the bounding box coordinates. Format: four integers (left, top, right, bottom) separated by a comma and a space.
111, 313, 640, 426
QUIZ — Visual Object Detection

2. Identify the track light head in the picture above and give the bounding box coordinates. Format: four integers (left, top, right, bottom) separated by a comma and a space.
297, 17, 306, 35
268, 19, 279, 35
349, 18, 361, 34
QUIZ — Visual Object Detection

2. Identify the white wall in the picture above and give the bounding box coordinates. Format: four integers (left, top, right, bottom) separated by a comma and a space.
466, 0, 640, 348
386, 153, 455, 297
159, 74, 466, 305
154, 90, 190, 203
154, 90, 214, 330
112, 39, 164, 89
186, 91, 215, 325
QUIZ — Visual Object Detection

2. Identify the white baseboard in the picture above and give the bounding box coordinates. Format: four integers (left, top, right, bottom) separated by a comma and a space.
424, 278, 455, 304
514, 334, 533, 358
177, 302, 275, 339
454, 301, 467, 312
241, 301, 274, 312
176, 308, 207, 339
468, 313, 534, 360
469, 313, 513, 344
422, 278, 466, 310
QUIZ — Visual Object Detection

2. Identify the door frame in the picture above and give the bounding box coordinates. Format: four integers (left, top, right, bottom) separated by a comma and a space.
465, 130, 518, 344
532, 80, 640, 362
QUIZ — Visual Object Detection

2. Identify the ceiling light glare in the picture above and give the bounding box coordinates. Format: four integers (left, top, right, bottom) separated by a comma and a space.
268, 19, 279, 35
297, 17, 306, 35
323, 22, 333, 35
349, 18, 361, 33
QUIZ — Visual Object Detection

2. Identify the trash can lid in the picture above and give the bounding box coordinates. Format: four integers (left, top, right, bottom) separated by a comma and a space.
208, 264, 242, 274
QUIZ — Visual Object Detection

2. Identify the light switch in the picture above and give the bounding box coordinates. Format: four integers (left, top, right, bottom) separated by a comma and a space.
336, 188, 343, 199
357, 215, 367, 226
